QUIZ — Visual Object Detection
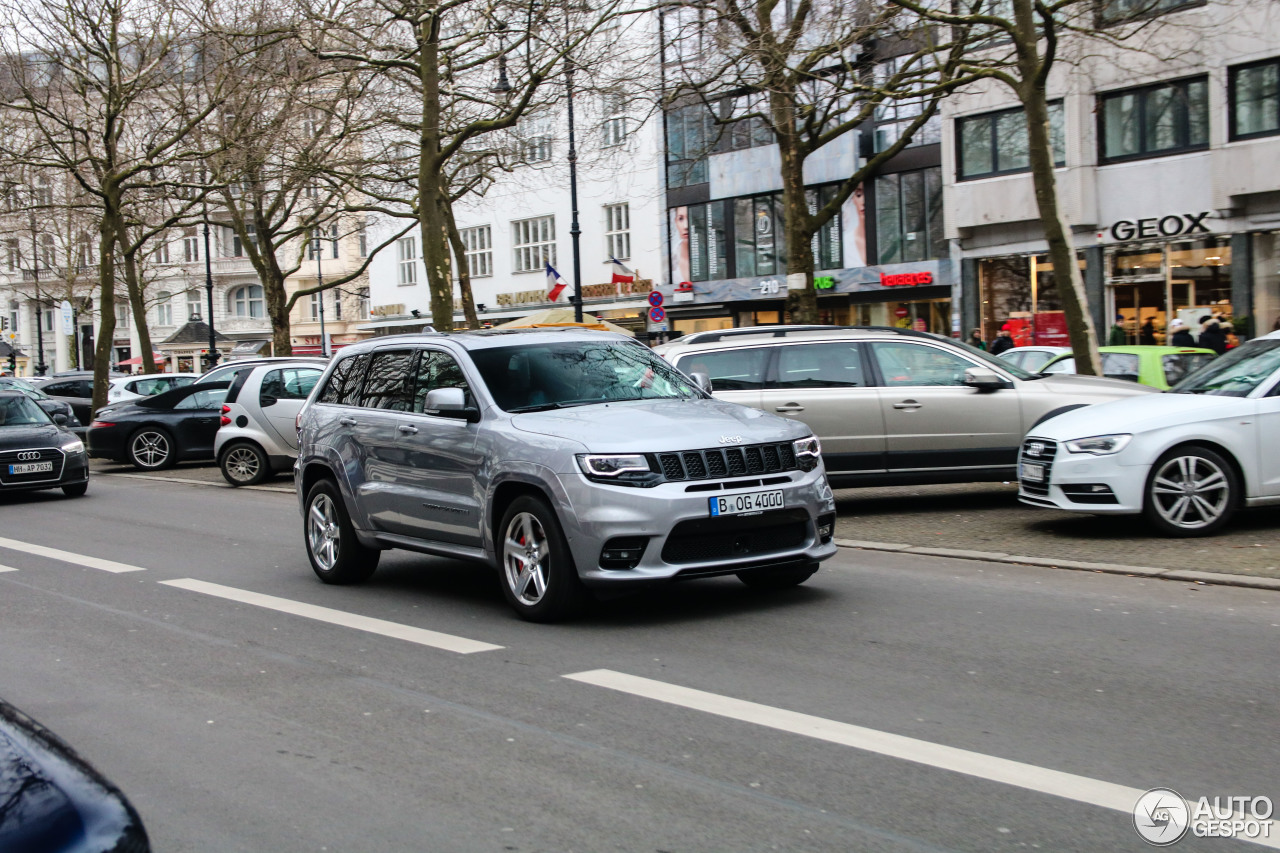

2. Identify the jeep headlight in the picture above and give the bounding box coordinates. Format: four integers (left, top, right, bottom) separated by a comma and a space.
577, 454, 658, 486
793, 436, 822, 470
1063, 434, 1132, 455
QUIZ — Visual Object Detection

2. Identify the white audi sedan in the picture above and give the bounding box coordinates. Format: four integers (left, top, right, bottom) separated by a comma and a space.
1018, 330, 1280, 536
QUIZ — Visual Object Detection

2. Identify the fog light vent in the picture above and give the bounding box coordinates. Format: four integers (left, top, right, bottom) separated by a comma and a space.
599, 537, 648, 569
816, 513, 836, 543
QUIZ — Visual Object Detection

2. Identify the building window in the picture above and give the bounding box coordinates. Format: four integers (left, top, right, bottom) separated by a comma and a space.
9, 300, 19, 333
230, 224, 257, 257
671, 202, 727, 284
40, 235, 55, 269
358, 226, 368, 258
807, 186, 843, 271
875, 168, 944, 265
187, 290, 202, 320
33, 175, 52, 206
153, 240, 170, 265
1100, 76, 1208, 163
116, 304, 130, 330
727, 94, 773, 151
666, 105, 714, 188
1099, 0, 1202, 25
397, 236, 417, 285
183, 229, 200, 263
75, 234, 92, 269
958, 102, 1065, 179
309, 292, 321, 321
229, 284, 265, 319
601, 94, 628, 147
873, 56, 943, 153
512, 216, 555, 273
43, 307, 54, 332
604, 204, 630, 261
522, 115, 553, 163
333, 290, 342, 320
1230, 58, 1280, 141
4, 239, 18, 272
733, 195, 785, 278
357, 287, 370, 319
459, 225, 492, 278
155, 291, 173, 326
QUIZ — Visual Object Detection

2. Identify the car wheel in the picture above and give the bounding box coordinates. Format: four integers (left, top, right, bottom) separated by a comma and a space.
127, 427, 175, 470
498, 496, 588, 623
1143, 446, 1239, 537
220, 442, 270, 487
736, 562, 818, 590
304, 478, 379, 584
61, 482, 88, 498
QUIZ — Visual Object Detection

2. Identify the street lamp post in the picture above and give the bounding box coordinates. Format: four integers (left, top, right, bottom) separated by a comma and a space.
202, 209, 219, 369
30, 231, 47, 376
565, 51, 584, 324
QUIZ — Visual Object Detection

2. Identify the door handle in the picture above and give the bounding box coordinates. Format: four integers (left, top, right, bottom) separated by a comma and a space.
893, 400, 922, 410
339, 417, 357, 426
774, 404, 805, 413
397, 424, 419, 435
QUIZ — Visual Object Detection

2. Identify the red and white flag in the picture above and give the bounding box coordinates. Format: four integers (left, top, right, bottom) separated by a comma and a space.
610, 257, 635, 285
546, 263, 568, 302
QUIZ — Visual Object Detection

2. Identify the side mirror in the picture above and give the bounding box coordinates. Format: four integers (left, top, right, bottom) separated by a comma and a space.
689, 371, 713, 394
425, 387, 480, 422
53, 412, 68, 425
259, 395, 277, 408
963, 367, 1006, 390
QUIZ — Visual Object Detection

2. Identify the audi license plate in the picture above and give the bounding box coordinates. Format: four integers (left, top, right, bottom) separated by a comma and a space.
709, 489, 784, 517
9, 462, 53, 475
1020, 462, 1045, 483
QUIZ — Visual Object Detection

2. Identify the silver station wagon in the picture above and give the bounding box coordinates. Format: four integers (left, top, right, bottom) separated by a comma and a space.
295, 330, 837, 621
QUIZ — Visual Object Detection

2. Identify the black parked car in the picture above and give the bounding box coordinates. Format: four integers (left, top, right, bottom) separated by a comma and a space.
0, 698, 151, 852
0, 391, 89, 497
31, 372, 125, 424
88, 382, 229, 470
0, 377, 84, 435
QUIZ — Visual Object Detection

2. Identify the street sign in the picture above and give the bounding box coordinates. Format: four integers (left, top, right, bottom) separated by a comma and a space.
648, 306, 666, 323
3, 330, 16, 343
647, 290, 664, 308
60, 301, 73, 335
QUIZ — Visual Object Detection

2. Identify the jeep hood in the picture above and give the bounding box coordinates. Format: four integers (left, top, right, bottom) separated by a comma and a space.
510, 398, 808, 452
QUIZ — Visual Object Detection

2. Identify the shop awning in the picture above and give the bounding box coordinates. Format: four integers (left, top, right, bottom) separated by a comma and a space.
228, 339, 270, 356
117, 352, 165, 366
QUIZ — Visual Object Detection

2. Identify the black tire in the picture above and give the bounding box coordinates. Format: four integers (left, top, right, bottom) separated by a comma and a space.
62, 482, 88, 498
1142, 445, 1239, 537
127, 427, 176, 471
497, 495, 588, 623
220, 441, 270, 487
304, 478, 379, 584
737, 562, 819, 590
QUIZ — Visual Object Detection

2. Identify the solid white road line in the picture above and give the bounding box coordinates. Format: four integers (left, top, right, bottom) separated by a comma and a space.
0, 536, 146, 574
0, 565, 16, 573
160, 578, 503, 654
564, 669, 1279, 849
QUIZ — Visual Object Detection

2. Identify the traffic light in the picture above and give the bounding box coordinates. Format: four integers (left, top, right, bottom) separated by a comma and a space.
7, 351, 14, 374
0, 317, 7, 330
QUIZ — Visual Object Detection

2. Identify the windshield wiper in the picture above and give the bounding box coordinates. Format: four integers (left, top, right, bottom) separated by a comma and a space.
507, 400, 595, 413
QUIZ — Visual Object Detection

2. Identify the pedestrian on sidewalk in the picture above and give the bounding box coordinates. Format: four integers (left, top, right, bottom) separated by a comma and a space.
1168, 318, 1196, 347
989, 325, 1015, 355
967, 328, 986, 350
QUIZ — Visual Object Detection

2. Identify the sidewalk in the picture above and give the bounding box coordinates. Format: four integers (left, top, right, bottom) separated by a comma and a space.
832, 482, 1280, 581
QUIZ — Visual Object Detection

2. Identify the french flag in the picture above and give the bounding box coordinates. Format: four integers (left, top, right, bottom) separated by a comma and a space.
546, 263, 568, 302
611, 257, 635, 285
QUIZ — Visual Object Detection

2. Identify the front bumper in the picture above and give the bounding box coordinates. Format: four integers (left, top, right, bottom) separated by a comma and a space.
0, 449, 88, 492
558, 467, 838, 586
1016, 437, 1145, 514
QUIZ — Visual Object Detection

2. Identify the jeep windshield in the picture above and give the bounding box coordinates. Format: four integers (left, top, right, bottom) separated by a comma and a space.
1169, 338, 1280, 397
470, 339, 703, 413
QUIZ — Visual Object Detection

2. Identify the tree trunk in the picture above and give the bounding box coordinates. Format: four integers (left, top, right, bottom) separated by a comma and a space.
773, 89, 818, 324
418, 12, 455, 333
119, 234, 157, 375
1014, 0, 1100, 375
443, 199, 479, 329
91, 199, 119, 414
257, 234, 292, 356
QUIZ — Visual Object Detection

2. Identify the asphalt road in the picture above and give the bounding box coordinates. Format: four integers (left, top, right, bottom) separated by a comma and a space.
1, 473, 1277, 852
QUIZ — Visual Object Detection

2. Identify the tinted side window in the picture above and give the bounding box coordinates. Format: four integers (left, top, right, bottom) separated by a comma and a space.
675, 348, 767, 391
412, 351, 472, 413
42, 381, 76, 396
174, 388, 227, 410
774, 343, 865, 388
872, 342, 975, 387
282, 368, 321, 400
1101, 352, 1140, 382
360, 351, 416, 410
1162, 353, 1214, 386
317, 357, 353, 404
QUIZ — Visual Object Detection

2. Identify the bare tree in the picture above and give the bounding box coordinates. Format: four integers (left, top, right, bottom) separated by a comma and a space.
664, 1, 969, 324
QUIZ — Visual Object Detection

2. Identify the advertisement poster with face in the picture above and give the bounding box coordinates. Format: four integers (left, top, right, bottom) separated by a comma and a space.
670, 206, 690, 288
845, 183, 867, 268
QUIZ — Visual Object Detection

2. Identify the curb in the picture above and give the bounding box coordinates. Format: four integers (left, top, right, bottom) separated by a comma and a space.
102, 472, 294, 494
833, 538, 1280, 592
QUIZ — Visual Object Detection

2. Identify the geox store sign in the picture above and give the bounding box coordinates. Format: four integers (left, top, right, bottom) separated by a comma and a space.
1108, 212, 1212, 242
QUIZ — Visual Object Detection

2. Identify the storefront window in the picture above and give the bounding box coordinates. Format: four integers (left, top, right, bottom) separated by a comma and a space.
669, 202, 727, 284
1255, 233, 1280, 336
1107, 238, 1232, 345
666, 105, 714, 188
978, 254, 1076, 345
875, 168, 944, 264
807, 186, 843, 271
734, 194, 785, 278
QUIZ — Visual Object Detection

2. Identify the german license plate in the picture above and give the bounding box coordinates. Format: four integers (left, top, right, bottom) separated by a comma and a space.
1020, 461, 1045, 483
9, 462, 53, 475
709, 489, 784, 517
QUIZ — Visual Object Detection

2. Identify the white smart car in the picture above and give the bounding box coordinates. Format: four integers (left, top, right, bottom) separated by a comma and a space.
1019, 330, 1280, 536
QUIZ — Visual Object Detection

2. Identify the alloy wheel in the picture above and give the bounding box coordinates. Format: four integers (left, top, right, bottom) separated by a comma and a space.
224, 446, 262, 483
1149, 454, 1230, 530
308, 493, 341, 572
131, 431, 170, 468
503, 511, 549, 606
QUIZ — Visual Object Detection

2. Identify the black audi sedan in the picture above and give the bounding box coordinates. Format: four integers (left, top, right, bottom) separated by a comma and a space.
88, 381, 229, 470
0, 391, 89, 498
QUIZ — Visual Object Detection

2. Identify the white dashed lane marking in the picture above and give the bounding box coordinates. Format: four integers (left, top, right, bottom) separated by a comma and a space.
0, 536, 146, 573
564, 669, 1279, 848
0, 565, 17, 573
160, 578, 503, 654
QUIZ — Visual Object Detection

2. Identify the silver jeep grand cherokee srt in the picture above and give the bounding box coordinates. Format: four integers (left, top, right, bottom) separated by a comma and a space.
295, 330, 837, 621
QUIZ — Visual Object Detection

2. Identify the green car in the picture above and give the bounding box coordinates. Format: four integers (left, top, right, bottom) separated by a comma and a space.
1038, 345, 1217, 390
